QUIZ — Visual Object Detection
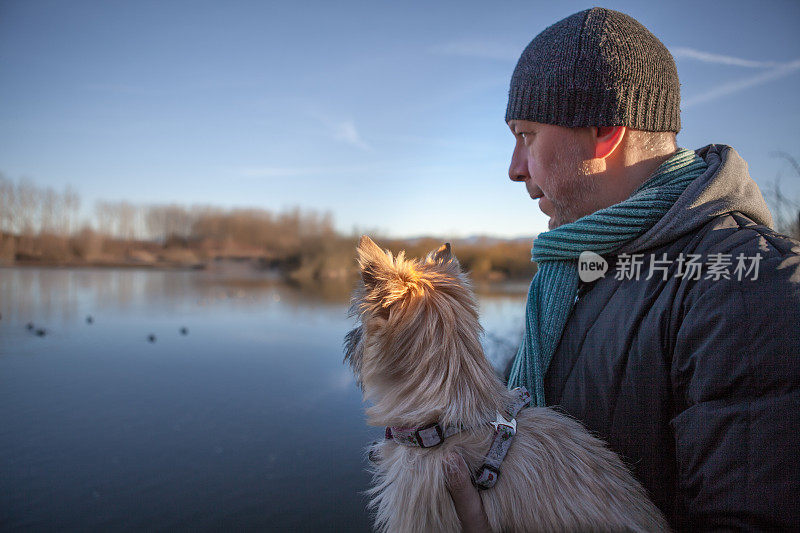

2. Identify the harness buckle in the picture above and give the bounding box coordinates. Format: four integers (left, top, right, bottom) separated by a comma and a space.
414, 422, 444, 448
491, 412, 517, 433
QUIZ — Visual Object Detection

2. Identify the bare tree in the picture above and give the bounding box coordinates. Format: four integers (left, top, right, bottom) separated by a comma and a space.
117, 201, 137, 240
16, 178, 40, 236
0, 173, 14, 234
94, 201, 116, 237
145, 204, 194, 241
63, 185, 81, 236
40, 186, 58, 235
765, 152, 800, 240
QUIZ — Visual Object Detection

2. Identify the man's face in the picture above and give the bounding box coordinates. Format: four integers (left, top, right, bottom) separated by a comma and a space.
508, 120, 596, 230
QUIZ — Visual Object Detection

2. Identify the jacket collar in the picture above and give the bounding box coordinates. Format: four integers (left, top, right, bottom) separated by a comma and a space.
620, 144, 773, 254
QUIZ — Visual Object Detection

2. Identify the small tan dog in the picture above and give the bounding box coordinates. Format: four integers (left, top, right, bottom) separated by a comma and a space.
345, 236, 669, 533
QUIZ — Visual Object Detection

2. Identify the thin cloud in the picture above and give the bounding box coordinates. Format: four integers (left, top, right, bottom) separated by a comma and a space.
683, 58, 800, 108
237, 163, 373, 178
430, 40, 519, 61
83, 83, 155, 95
670, 46, 783, 68
300, 108, 372, 151
235, 161, 475, 179
334, 120, 371, 151
238, 166, 325, 178
430, 40, 800, 106
431, 41, 792, 70
431, 40, 791, 70
668, 46, 800, 106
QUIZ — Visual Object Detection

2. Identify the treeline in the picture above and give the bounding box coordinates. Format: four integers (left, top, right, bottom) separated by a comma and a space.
0, 175, 536, 282
376, 237, 536, 281
3, 171, 799, 283
0, 174, 336, 243
4, 170, 799, 282
0, 176, 81, 237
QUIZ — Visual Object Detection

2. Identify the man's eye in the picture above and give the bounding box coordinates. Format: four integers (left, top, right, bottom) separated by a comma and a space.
520, 131, 533, 140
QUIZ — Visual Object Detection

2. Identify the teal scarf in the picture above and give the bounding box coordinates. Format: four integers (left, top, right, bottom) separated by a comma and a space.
507, 148, 708, 406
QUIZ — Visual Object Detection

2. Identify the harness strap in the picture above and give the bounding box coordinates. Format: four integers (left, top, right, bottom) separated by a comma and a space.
385, 422, 463, 448
378, 387, 531, 491
473, 387, 531, 489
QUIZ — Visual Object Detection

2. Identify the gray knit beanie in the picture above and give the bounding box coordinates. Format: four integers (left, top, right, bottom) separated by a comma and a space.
506, 7, 681, 132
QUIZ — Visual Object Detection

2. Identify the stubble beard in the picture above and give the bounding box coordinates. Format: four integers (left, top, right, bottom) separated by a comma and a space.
547, 145, 597, 230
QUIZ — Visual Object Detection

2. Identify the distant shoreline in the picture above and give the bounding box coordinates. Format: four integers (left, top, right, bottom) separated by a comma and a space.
3, 260, 204, 270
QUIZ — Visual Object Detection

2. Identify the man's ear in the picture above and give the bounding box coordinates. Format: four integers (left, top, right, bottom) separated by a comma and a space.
593, 126, 626, 160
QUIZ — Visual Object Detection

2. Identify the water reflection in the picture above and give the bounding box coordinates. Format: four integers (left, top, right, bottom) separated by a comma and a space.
1, 265, 356, 325
0, 266, 525, 530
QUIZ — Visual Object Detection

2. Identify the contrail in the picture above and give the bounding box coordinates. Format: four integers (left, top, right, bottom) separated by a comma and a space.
683, 59, 800, 107
670, 46, 784, 68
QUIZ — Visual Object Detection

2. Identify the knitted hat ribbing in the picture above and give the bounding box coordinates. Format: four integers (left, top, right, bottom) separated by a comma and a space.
506, 7, 681, 132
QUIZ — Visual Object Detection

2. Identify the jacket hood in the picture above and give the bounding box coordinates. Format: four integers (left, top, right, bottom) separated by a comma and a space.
620, 144, 774, 254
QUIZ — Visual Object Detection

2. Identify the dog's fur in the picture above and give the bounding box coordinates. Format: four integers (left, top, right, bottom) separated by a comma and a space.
345, 236, 669, 533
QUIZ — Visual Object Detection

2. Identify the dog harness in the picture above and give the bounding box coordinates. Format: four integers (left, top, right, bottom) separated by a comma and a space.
381, 387, 531, 490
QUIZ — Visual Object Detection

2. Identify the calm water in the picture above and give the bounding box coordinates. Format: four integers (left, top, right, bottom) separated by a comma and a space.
0, 266, 526, 531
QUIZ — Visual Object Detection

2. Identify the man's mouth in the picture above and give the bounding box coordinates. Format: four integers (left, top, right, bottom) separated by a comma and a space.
528, 186, 544, 200
525, 183, 553, 225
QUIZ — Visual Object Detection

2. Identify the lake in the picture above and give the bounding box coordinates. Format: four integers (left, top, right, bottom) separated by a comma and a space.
0, 266, 526, 531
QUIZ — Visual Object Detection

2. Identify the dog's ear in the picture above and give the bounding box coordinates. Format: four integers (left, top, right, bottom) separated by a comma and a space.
357, 235, 392, 287
429, 242, 459, 268
433, 243, 452, 263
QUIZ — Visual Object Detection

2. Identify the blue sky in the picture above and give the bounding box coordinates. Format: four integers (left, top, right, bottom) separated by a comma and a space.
1, 0, 799, 238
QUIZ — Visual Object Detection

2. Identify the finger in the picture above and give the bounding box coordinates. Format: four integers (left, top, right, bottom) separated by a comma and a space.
445, 453, 492, 533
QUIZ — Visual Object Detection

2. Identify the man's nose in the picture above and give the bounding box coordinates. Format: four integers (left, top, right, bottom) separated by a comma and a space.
508, 143, 528, 182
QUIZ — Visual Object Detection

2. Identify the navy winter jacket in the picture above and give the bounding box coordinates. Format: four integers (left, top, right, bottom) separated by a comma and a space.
542, 145, 800, 530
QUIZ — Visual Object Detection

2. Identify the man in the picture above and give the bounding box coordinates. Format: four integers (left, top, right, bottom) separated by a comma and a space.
445, 7, 800, 531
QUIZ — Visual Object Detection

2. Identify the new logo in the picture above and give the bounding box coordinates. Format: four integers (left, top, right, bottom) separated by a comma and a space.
578, 251, 608, 282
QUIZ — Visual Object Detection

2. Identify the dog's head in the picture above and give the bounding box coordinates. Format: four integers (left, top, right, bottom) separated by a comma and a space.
353, 235, 466, 318
344, 236, 497, 425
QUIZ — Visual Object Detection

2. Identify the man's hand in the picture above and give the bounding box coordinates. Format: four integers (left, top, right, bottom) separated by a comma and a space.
445, 453, 492, 533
